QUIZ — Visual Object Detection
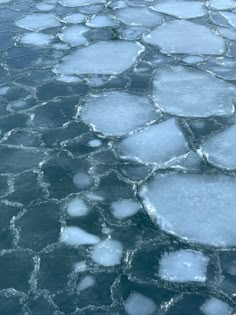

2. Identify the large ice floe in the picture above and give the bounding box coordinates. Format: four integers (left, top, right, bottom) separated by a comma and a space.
143, 20, 225, 55
54, 41, 144, 75
152, 66, 236, 117
140, 172, 236, 247
15, 13, 60, 31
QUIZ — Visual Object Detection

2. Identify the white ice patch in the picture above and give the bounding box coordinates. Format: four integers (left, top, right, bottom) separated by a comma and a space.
67, 197, 89, 217
15, 13, 60, 31
54, 41, 144, 75
91, 239, 123, 266
80, 91, 157, 136
59, 25, 88, 46
209, 0, 236, 10
117, 119, 189, 165
35, 3, 55, 11
87, 15, 117, 28
152, 66, 235, 118
73, 172, 92, 189
0, 87, 9, 95
59, 0, 106, 7
159, 250, 209, 282
60, 226, 100, 246
20, 32, 54, 46
56, 75, 82, 83
140, 172, 236, 247
114, 7, 163, 26
74, 261, 87, 272
61, 13, 86, 24
111, 199, 140, 219
77, 275, 95, 291
200, 298, 233, 315
143, 20, 225, 55
125, 293, 156, 315
151, 1, 206, 19
88, 139, 102, 147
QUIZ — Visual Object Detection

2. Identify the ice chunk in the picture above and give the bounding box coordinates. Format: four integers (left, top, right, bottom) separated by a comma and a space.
74, 261, 87, 272
202, 124, 236, 170
0, 86, 9, 95
15, 13, 60, 31
61, 13, 86, 24
200, 298, 233, 315
152, 66, 235, 118
20, 32, 53, 46
88, 139, 102, 147
117, 119, 189, 165
151, 1, 206, 19
73, 172, 93, 189
159, 250, 209, 282
67, 197, 89, 217
221, 12, 236, 28
87, 15, 117, 27
125, 293, 156, 315
143, 20, 225, 55
115, 7, 162, 26
60, 226, 100, 246
80, 91, 157, 136
54, 41, 144, 75
209, 0, 236, 10
111, 199, 140, 219
140, 172, 236, 247
183, 56, 204, 64
59, 25, 88, 46
35, 3, 55, 10
0, 0, 11, 3
59, 0, 105, 7
91, 239, 123, 266
77, 275, 95, 291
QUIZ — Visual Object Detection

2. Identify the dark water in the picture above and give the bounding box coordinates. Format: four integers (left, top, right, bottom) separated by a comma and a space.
0, 0, 236, 314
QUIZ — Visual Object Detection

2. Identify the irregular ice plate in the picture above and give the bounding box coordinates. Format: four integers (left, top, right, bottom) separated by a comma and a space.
125, 293, 156, 315
54, 41, 144, 75
143, 20, 225, 55
152, 66, 235, 117
20, 32, 54, 46
67, 197, 89, 217
159, 250, 209, 282
200, 298, 233, 315
80, 91, 157, 136
59, 25, 88, 46
115, 7, 163, 26
59, 0, 106, 6
15, 13, 60, 31
60, 226, 100, 246
140, 172, 236, 247
209, 0, 236, 10
111, 199, 140, 219
91, 239, 123, 266
117, 119, 189, 165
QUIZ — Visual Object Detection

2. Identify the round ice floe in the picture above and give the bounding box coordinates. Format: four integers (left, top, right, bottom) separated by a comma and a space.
140, 172, 236, 247
59, 25, 88, 46
159, 250, 209, 282
115, 7, 162, 26
125, 293, 156, 315
152, 66, 235, 118
111, 199, 140, 219
54, 41, 144, 75
200, 298, 233, 315
61, 13, 86, 24
202, 124, 236, 170
20, 32, 54, 46
88, 139, 102, 147
15, 13, 60, 31
67, 197, 89, 217
117, 119, 189, 164
60, 226, 100, 246
208, 0, 236, 10
143, 20, 225, 55
80, 91, 157, 136
73, 172, 93, 189
91, 239, 123, 266
35, 3, 55, 11
77, 275, 95, 291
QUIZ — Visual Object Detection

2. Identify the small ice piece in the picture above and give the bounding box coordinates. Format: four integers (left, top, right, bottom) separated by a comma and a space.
143, 20, 225, 55
67, 197, 89, 217
0, 0, 11, 3
35, 3, 55, 10
91, 239, 123, 266
56, 75, 82, 83
200, 298, 233, 315
159, 250, 209, 282
20, 32, 53, 46
74, 261, 87, 272
221, 12, 236, 28
209, 0, 236, 10
59, 25, 88, 46
125, 293, 156, 315
59, 0, 106, 7
73, 172, 92, 189
88, 139, 102, 147
152, 66, 235, 118
80, 91, 157, 136
140, 172, 236, 247
87, 15, 117, 28
183, 56, 204, 64
117, 119, 189, 165
202, 124, 236, 170
111, 199, 140, 219
60, 226, 100, 246
0, 86, 9, 95
15, 13, 60, 31
77, 275, 95, 291
61, 13, 86, 24
54, 41, 144, 75
115, 7, 162, 26
151, 1, 206, 19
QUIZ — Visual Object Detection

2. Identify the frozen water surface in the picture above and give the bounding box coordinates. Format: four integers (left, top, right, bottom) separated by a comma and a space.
59, 0, 106, 6
59, 25, 88, 46
125, 293, 156, 315
20, 32, 54, 46
67, 197, 89, 217
111, 199, 140, 219
15, 13, 60, 31
60, 226, 100, 246
91, 239, 123, 266
200, 298, 233, 315
61, 13, 86, 24
208, 0, 236, 10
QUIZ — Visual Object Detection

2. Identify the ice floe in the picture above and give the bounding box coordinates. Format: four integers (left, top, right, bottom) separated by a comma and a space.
221, 12, 236, 28
125, 293, 156, 315
152, 66, 236, 117
74, 261, 87, 272
80, 91, 157, 136
67, 197, 89, 217
61, 13, 86, 24
111, 199, 140, 219
200, 298, 233, 315
159, 250, 209, 282
117, 119, 189, 165
73, 172, 93, 189
143, 20, 225, 55
54, 41, 144, 75
208, 0, 236, 10
140, 172, 236, 247
60, 226, 100, 246
115, 7, 163, 26
87, 15, 117, 28
15, 13, 60, 31
59, 0, 106, 6
59, 25, 88, 46
20, 32, 54, 46
91, 239, 123, 266
77, 275, 95, 291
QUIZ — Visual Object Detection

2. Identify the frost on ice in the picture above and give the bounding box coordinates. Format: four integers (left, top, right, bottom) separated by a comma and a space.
15, 13, 60, 31
54, 41, 144, 75
140, 172, 236, 247
91, 239, 123, 266
159, 250, 209, 282
117, 119, 189, 165
60, 226, 100, 246
80, 91, 157, 136
111, 199, 140, 219
152, 66, 235, 118
143, 20, 225, 55
200, 298, 233, 315
125, 293, 156, 315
